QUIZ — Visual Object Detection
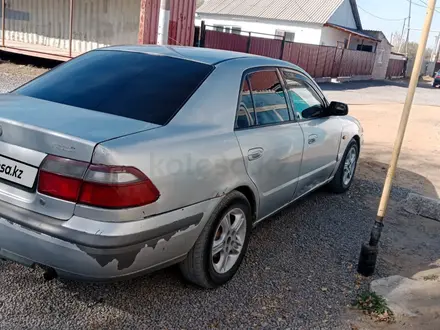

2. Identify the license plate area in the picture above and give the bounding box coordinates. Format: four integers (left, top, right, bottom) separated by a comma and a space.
0, 155, 38, 189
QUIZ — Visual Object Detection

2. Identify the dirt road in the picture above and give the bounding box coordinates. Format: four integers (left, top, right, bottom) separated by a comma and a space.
324, 81, 440, 330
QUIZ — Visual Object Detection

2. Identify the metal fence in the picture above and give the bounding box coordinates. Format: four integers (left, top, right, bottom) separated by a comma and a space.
386, 59, 406, 78
198, 25, 376, 79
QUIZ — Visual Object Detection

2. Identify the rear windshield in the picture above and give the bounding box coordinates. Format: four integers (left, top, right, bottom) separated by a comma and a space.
14, 50, 213, 125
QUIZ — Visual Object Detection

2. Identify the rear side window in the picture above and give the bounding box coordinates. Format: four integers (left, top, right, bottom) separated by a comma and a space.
248, 70, 290, 126
14, 50, 213, 125
236, 78, 256, 129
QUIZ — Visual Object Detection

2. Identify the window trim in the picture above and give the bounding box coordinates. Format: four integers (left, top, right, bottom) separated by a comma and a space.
234, 66, 297, 131
280, 68, 329, 122
235, 76, 256, 129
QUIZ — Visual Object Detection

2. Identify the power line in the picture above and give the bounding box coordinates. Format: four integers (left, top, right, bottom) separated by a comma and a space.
357, 4, 407, 21
404, 0, 440, 11
417, 0, 440, 12
403, 0, 428, 7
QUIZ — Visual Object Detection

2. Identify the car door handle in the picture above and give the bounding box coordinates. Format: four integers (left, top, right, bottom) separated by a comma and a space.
248, 148, 264, 161
308, 134, 318, 145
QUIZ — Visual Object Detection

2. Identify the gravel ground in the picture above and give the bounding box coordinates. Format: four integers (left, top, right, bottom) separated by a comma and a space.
0, 61, 439, 329
0, 62, 47, 93
0, 180, 406, 330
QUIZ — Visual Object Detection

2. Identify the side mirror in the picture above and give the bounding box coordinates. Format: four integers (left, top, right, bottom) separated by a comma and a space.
328, 101, 348, 116
301, 105, 325, 119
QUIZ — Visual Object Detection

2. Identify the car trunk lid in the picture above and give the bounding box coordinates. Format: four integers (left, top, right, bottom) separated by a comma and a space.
0, 94, 159, 219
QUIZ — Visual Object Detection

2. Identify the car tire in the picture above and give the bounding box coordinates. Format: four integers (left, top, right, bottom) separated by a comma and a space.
327, 139, 359, 193
179, 191, 252, 289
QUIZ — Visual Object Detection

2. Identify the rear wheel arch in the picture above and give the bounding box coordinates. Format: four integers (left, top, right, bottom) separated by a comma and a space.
234, 185, 257, 222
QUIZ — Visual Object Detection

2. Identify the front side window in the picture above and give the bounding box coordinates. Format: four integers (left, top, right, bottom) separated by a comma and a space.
282, 70, 324, 120
248, 70, 290, 126
15, 50, 213, 125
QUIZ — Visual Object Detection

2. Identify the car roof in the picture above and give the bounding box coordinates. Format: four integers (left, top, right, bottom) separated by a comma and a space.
102, 45, 303, 71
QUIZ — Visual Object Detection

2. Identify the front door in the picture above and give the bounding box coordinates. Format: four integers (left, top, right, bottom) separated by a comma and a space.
234, 69, 304, 219
280, 69, 342, 198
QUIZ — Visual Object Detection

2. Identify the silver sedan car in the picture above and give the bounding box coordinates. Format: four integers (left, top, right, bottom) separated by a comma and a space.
0, 46, 363, 288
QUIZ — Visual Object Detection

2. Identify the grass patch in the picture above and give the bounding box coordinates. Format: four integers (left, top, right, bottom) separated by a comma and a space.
423, 274, 439, 281
355, 291, 395, 323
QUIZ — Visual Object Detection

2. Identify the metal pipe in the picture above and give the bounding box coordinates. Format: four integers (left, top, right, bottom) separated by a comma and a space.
69, 0, 74, 57
1, 0, 5, 47
377, 0, 436, 220
157, 0, 170, 45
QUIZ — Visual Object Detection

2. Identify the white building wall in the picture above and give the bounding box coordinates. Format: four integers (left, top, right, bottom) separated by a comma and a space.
195, 15, 322, 44
327, 0, 357, 29
3, 0, 140, 53
320, 26, 349, 47
371, 37, 392, 80
320, 26, 376, 50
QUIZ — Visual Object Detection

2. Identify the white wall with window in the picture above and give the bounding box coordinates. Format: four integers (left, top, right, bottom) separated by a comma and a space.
320, 27, 377, 51
195, 15, 322, 44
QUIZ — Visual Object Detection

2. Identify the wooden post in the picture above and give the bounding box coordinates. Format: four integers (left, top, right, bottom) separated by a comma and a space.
357, 0, 437, 277
1, 0, 5, 47
338, 47, 346, 77
69, 0, 74, 57
347, 33, 352, 49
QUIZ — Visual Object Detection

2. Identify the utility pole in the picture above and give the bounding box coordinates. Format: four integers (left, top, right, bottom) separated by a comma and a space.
433, 32, 440, 75
398, 18, 407, 52
157, 0, 171, 45
357, 0, 437, 277
406, 0, 412, 56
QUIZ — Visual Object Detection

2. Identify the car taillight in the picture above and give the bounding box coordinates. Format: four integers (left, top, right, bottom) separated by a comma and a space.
38, 155, 160, 209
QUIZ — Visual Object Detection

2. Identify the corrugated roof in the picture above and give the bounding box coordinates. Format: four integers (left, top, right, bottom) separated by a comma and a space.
197, 0, 345, 25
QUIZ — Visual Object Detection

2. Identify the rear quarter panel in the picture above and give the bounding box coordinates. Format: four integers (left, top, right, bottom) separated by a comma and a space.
90, 60, 270, 220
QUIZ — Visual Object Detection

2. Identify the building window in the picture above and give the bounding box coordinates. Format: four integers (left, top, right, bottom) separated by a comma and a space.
357, 44, 374, 52
214, 25, 241, 35
214, 25, 224, 32
275, 30, 295, 42
231, 27, 242, 35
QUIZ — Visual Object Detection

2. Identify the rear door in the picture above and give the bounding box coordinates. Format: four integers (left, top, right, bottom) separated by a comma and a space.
281, 69, 342, 198
234, 68, 304, 219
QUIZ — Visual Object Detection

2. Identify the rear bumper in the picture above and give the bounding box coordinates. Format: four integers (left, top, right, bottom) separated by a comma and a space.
0, 198, 219, 281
